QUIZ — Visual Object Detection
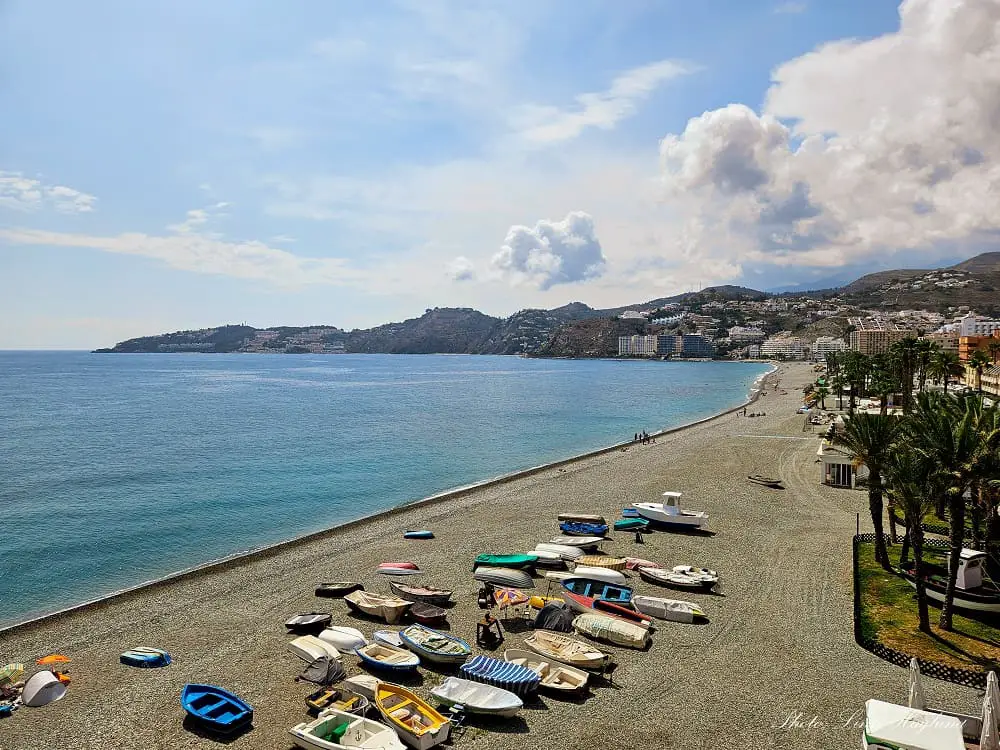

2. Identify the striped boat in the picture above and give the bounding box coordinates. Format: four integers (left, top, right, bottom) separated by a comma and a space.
460, 655, 541, 698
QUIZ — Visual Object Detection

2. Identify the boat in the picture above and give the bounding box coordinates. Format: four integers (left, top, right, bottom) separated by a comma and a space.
388, 582, 452, 606
356, 643, 421, 674
528, 595, 564, 609
576, 555, 627, 571
632, 596, 706, 623
559, 521, 609, 537
374, 630, 404, 647
620, 508, 640, 518
345, 591, 413, 624
559, 586, 651, 629
557, 513, 608, 525
572, 614, 650, 649
632, 492, 708, 530
473, 553, 537, 570
343, 674, 381, 700
404, 530, 434, 540
526, 549, 565, 568
119, 647, 171, 668
524, 631, 610, 671
862, 699, 965, 750
613, 518, 648, 531
379, 562, 418, 570
638, 566, 718, 591
316, 582, 364, 598
544, 570, 574, 582
548, 535, 603, 549
561, 577, 633, 604
304, 687, 370, 716
503, 648, 589, 694
319, 626, 368, 652
624, 557, 661, 571
290, 708, 405, 750
180, 684, 253, 734
899, 549, 1000, 613
570, 566, 627, 584
374, 682, 450, 749
472, 566, 534, 589
286, 613, 334, 632
534, 543, 584, 560
377, 567, 423, 576
429, 677, 523, 717
460, 655, 541, 698
747, 474, 784, 489
290, 636, 342, 663
409, 602, 447, 626
399, 624, 472, 665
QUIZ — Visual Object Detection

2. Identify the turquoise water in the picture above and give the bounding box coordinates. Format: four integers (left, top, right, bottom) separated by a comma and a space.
0, 352, 769, 625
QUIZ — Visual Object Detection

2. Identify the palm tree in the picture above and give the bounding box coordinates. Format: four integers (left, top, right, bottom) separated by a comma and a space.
885, 447, 937, 633
929, 350, 963, 394
815, 385, 829, 410
969, 350, 991, 393
832, 372, 846, 410
843, 351, 871, 414
891, 337, 919, 413
869, 354, 899, 415
915, 339, 937, 393
905, 392, 999, 630
834, 412, 901, 569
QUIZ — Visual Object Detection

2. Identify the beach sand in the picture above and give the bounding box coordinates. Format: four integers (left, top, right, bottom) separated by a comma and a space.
0, 362, 978, 749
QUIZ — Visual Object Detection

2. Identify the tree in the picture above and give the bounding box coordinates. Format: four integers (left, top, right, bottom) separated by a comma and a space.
843, 351, 871, 414
970, 350, 991, 393
885, 447, 938, 633
869, 354, 899, 416
915, 338, 937, 393
905, 392, 999, 630
834, 412, 901, 569
816, 384, 829, 410
929, 350, 963, 394
890, 337, 919, 414
832, 372, 847, 410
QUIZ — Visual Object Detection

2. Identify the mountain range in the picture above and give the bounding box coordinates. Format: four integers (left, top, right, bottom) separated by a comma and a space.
96, 253, 1000, 357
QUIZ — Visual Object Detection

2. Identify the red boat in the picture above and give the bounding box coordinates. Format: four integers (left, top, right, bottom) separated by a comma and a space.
378, 561, 418, 570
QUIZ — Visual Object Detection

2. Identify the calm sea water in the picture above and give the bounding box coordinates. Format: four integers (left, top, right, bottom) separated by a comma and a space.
0, 352, 769, 625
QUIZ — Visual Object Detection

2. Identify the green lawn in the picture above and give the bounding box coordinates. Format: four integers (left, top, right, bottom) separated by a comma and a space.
858, 543, 1000, 670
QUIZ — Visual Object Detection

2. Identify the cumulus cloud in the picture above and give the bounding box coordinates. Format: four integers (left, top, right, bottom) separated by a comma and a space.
658, 0, 1000, 269
492, 211, 607, 289
448, 256, 475, 281
0, 172, 97, 214
511, 60, 698, 145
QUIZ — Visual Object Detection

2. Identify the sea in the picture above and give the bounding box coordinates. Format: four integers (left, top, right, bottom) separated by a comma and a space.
0, 352, 770, 626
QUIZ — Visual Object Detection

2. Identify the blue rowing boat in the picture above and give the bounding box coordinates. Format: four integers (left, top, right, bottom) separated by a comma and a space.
180, 684, 253, 734
460, 655, 541, 698
561, 577, 633, 604
559, 521, 609, 537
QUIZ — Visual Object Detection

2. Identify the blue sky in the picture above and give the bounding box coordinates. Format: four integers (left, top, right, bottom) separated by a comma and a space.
2, 0, 997, 348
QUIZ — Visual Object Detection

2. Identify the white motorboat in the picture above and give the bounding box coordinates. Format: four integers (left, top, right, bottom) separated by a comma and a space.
899, 549, 1000, 613
569, 565, 627, 585
632, 596, 705, 623
548, 535, 603, 549
319, 626, 368, 652
632, 491, 708, 529
289, 635, 342, 663
503, 648, 589, 694
429, 677, 523, 718
290, 708, 406, 750
345, 591, 412, 624
535, 543, 584, 560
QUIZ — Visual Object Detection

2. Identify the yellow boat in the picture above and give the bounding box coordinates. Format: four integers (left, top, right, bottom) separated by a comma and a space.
576, 555, 627, 572
374, 682, 450, 749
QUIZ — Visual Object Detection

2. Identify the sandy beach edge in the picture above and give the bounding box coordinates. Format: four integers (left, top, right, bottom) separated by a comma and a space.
1, 361, 780, 636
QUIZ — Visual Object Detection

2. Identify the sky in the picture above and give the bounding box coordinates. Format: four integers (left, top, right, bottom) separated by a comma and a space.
3, 0, 1000, 348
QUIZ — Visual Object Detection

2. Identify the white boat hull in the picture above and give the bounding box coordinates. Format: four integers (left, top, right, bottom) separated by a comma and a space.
290, 709, 406, 750
535, 543, 584, 560
429, 677, 522, 717
632, 596, 704, 623
904, 578, 1000, 613
320, 627, 368, 652
632, 503, 707, 528
569, 565, 627, 584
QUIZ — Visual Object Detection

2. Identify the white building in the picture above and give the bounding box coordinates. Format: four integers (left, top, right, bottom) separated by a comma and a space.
958, 313, 1000, 338
760, 335, 805, 359
618, 335, 659, 356
728, 326, 765, 344
813, 336, 847, 361
619, 310, 646, 320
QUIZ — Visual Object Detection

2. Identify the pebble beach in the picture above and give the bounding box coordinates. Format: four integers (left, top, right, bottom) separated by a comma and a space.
0, 361, 979, 750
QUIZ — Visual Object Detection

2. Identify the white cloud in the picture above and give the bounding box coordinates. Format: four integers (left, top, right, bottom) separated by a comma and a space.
655, 0, 1000, 270
0, 227, 362, 287
0, 172, 97, 214
511, 60, 699, 145
447, 256, 475, 281
773, 2, 807, 14
492, 211, 608, 289
167, 202, 231, 235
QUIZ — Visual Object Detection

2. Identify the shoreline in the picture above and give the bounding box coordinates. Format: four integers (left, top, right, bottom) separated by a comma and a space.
1, 363, 777, 636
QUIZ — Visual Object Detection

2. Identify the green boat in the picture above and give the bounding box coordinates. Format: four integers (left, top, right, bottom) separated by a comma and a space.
614, 518, 649, 531
473, 554, 538, 570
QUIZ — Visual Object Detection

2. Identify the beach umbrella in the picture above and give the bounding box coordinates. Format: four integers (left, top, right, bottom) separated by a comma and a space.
981, 671, 1000, 750
0, 663, 24, 686
493, 587, 530, 610
908, 657, 926, 710
36, 654, 70, 666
